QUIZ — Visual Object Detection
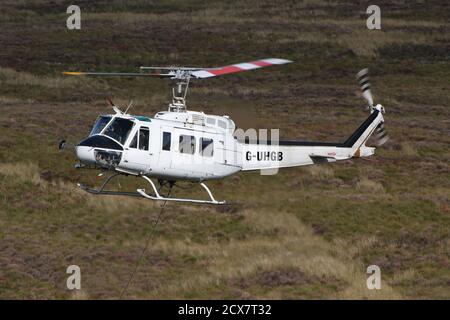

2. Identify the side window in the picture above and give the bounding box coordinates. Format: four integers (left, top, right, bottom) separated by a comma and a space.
200, 138, 214, 157
129, 131, 138, 148
179, 135, 196, 154
218, 120, 227, 129
139, 127, 149, 150
162, 132, 171, 151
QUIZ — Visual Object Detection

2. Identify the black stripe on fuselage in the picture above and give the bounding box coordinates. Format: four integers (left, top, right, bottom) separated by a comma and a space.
242, 110, 379, 148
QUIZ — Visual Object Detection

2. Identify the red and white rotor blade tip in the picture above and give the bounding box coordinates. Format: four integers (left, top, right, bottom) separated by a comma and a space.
191, 58, 292, 79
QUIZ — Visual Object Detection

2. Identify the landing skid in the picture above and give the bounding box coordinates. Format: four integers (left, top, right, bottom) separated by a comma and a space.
77, 173, 226, 205
137, 176, 225, 205
77, 173, 143, 197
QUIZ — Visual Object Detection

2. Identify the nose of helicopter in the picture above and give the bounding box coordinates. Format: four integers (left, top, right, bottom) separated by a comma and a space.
75, 135, 124, 167
75, 145, 96, 164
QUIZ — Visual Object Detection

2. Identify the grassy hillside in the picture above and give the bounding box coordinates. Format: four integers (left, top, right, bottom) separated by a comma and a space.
0, 0, 448, 299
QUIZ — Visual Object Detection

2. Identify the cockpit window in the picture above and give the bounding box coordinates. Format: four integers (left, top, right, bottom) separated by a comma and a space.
89, 116, 112, 136
103, 118, 134, 145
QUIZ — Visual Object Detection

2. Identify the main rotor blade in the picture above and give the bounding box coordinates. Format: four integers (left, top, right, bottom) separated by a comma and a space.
63, 58, 292, 80
62, 72, 172, 77
191, 58, 292, 79
140, 66, 209, 71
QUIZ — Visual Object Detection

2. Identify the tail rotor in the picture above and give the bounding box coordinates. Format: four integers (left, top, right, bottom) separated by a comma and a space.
373, 122, 389, 147
356, 68, 389, 146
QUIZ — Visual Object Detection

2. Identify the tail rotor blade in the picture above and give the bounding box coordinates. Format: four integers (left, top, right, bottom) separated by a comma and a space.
373, 122, 389, 146
356, 68, 374, 106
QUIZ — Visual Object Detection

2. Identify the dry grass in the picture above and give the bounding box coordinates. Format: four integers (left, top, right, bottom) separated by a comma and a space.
70, 290, 90, 300
83, 192, 159, 214
85, 5, 448, 29
148, 208, 401, 299
273, 27, 444, 57
333, 236, 379, 259
389, 269, 418, 286
400, 142, 418, 156
0, 162, 158, 214
356, 177, 385, 193
0, 161, 401, 299
306, 165, 335, 180
0, 0, 448, 300
0, 162, 42, 185
0, 96, 35, 104
194, 86, 271, 98
0, 68, 104, 91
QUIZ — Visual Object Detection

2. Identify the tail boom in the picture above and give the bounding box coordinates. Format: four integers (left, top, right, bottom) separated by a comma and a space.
241, 109, 384, 171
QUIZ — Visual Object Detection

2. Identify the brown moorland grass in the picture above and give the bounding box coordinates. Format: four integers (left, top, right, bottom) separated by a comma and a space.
0, 0, 449, 299
0, 162, 401, 299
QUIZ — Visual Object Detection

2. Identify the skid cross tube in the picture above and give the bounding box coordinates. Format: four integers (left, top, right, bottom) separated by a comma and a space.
137, 176, 225, 205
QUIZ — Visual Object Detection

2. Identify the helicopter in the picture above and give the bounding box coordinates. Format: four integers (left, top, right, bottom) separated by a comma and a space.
62, 59, 388, 205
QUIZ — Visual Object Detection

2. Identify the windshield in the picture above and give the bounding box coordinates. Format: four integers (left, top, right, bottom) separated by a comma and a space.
103, 117, 134, 144
89, 116, 112, 136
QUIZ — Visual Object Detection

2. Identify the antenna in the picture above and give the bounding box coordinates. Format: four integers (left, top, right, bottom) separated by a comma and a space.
124, 100, 134, 114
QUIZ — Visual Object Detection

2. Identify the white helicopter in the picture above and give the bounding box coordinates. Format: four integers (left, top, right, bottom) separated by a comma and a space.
62, 59, 388, 205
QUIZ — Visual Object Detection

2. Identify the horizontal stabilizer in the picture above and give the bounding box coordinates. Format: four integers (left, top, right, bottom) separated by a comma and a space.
309, 153, 338, 164
309, 154, 337, 160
